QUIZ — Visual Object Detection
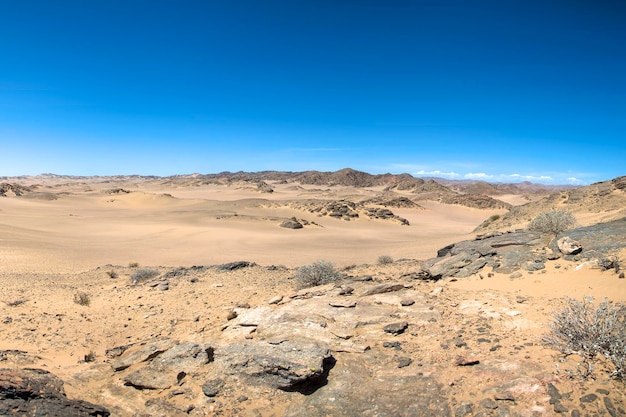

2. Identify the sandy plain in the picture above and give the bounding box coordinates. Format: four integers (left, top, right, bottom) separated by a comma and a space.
0, 175, 624, 416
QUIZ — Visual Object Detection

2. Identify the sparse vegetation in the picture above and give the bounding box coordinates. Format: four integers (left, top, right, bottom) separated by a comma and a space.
377, 255, 393, 265
528, 210, 576, 238
598, 256, 620, 273
131, 268, 160, 283
106, 270, 118, 279
294, 260, 342, 289
488, 214, 500, 222
128, 262, 140, 268
73, 291, 91, 306
83, 351, 96, 362
3, 299, 28, 307
543, 297, 626, 380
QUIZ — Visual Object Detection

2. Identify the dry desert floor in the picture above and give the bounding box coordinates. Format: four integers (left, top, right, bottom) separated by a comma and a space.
0, 176, 624, 416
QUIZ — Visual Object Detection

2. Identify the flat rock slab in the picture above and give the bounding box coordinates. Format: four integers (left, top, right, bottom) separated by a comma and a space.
328, 299, 357, 308
360, 283, 405, 296
110, 339, 177, 371
284, 354, 450, 417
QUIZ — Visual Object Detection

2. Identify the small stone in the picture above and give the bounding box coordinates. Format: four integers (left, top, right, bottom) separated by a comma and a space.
570, 410, 581, 417
479, 398, 498, 410
509, 272, 523, 279
237, 395, 248, 402
396, 357, 412, 368
596, 388, 609, 395
494, 392, 515, 401
383, 341, 401, 349
580, 393, 597, 403
547, 383, 562, 403
226, 311, 238, 321
489, 345, 502, 352
603, 397, 617, 417
454, 356, 479, 366
338, 286, 354, 295
383, 321, 408, 335
454, 339, 467, 348
201, 379, 222, 397
477, 338, 491, 343
553, 400, 568, 413
157, 283, 169, 291
400, 299, 415, 306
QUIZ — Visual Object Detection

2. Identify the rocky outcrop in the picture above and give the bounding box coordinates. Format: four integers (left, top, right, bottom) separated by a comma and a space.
0, 368, 110, 416
423, 231, 543, 278
363, 195, 424, 209
364, 207, 410, 225
0, 183, 33, 197
280, 218, 304, 229
439, 194, 511, 210
294, 200, 409, 224
478, 177, 626, 232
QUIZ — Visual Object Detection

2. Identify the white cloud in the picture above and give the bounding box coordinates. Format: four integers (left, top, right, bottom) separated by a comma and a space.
413, 170, 461, 179
464, 172, 494, 180
567, 177, 583, 185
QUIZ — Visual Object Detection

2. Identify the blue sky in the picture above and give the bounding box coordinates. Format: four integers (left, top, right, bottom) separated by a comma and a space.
1, 1, 624, 184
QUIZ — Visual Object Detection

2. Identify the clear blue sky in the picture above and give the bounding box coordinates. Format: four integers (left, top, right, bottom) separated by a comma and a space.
1, 1, 624, 184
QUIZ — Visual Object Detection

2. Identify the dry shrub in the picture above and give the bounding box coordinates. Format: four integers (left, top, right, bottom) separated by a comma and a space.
598, 256, 620, 273
377, 255, 393, 265
528, 210, 576, 237
294, 260, 342, 289
3, 299, 28, 307
131, 268, 159, 283
73, 292, 91, 306
543, 296, 626, 380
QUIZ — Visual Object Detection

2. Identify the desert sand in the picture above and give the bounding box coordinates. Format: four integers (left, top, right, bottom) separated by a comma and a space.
0, 173, 624, 416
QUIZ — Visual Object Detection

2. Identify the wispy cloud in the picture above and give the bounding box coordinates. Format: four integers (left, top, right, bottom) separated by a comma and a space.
288, 147, 346, 152
408, 169, 588, 185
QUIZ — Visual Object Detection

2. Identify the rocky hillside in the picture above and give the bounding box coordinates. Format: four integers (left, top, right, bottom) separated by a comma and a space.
0, 182, 33, 196
477, 176, 626, 232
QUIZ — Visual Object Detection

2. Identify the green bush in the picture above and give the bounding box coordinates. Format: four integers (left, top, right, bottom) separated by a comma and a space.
294, 260, 342, 289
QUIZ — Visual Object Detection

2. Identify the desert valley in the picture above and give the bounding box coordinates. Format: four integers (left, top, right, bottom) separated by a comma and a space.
0, 168, 625, 417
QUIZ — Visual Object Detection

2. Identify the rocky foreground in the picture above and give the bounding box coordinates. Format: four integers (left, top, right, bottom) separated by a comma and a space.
1, 218, 625, 416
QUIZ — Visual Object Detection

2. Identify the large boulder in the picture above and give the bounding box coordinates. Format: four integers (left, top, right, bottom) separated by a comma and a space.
557, 236, 583, 255
0, 368, 110, 416
216, 338, 334, 392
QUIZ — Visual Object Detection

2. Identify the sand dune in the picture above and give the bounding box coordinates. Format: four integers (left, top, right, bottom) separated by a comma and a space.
0, 180, 504, 273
